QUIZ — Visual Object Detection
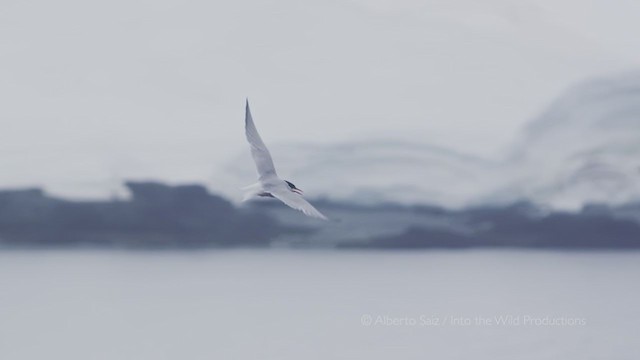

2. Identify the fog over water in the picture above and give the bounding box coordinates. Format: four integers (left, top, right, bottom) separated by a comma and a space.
1, 250, 638, 359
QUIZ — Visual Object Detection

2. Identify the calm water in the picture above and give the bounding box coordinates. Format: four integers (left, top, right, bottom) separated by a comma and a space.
1, 250, 638, 359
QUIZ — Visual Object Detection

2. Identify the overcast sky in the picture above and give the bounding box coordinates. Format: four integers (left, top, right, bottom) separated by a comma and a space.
1, 0, 640, 198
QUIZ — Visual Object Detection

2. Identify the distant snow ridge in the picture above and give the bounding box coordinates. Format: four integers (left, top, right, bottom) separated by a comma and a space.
504, 71, 640, 209
224, 140, 501, 208
226, 72, 640, 209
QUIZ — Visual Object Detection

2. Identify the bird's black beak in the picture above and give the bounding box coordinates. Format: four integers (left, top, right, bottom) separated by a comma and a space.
292, 188, 303, 195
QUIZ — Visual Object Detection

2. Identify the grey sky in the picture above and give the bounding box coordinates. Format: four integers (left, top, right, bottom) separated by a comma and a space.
1, 0, 639, 199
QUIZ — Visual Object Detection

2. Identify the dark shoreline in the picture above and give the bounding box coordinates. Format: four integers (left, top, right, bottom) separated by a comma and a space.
1, 181, 639, 250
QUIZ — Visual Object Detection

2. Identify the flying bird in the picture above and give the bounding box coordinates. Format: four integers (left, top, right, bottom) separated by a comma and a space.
242, 100, 328, 220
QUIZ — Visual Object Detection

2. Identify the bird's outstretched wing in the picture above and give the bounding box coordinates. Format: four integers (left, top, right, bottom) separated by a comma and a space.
270, 188, 329, 220
245, 100, 277, 182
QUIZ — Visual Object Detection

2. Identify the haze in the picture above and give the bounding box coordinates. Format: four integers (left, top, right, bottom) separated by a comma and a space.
2, 0, 640, 200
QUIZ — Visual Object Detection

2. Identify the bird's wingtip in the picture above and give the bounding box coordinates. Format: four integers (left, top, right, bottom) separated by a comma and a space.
245, 98, 251, 120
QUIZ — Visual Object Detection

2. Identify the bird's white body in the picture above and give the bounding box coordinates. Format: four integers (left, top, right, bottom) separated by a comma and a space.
241, 182, 274, 201
242, 101, 328, 220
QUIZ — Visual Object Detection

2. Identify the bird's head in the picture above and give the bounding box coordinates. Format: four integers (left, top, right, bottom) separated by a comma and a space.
285, 180, 303, 195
